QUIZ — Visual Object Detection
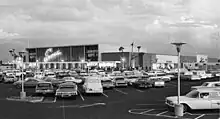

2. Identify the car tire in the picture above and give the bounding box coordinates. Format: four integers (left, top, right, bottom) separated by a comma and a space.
182, 104, 191, 112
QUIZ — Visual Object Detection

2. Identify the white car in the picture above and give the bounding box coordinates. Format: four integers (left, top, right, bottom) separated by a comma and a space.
62, 77, 82, 84
124, 75, 139, 85
166, 88, 220, 112
149, 77, 165, 87
191, 81, 220, 90
34, 72, 44, 79
82, 76, 103, 94
46, 72, 56, 78
190, 75, 201, 81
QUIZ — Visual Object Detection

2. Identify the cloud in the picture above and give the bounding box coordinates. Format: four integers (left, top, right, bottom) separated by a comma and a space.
0, 0, 220, 61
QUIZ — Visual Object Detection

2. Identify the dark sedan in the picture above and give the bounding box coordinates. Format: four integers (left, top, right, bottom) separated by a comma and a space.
132, 77, 152, 89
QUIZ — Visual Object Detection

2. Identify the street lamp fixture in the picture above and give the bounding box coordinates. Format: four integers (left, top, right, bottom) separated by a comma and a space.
18, 50, 27, 99
171, 42, 186, 116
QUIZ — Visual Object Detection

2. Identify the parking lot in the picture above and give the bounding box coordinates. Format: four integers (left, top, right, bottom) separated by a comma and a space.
1, 78, 220, 119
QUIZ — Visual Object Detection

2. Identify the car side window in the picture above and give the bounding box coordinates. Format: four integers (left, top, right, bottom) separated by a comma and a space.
209, 92, 219, 98
214, 83, 220, 87
200, 92, 210, 99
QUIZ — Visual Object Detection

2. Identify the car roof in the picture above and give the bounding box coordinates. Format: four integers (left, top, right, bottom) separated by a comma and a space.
204, 81, 220, 84
196, 88, 220, 92
59, 82, 76, 86
38, 81, 51, 84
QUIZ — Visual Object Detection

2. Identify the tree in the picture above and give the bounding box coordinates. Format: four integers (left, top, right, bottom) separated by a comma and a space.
118, 47, 124, 52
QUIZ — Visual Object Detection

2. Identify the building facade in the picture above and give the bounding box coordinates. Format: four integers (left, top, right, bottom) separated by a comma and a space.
26, 44, 99, 62
101, 52, 219, 70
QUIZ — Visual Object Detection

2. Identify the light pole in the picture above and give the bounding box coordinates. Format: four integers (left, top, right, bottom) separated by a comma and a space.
121, 57, 125, 69
171, 42, 186, 117
61, 60, 64, 70
19, 50, 27, 99
81, 60, 85, 70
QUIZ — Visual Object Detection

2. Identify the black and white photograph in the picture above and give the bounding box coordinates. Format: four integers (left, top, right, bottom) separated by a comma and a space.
1, 0, 220, 119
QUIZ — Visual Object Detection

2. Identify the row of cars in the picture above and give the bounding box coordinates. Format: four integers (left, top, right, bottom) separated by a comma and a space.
3, 68, 175, 99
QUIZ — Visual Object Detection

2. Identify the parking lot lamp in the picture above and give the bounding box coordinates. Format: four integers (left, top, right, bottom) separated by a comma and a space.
171, 42, 186, 116
121, 57, 126, 69
19, 50, 27, 99
81, 60, 84, 70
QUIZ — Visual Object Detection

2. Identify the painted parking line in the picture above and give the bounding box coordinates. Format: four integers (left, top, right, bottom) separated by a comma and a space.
140, 109, 155, 114
194, 114, 206, 119
136, 89, 144, 93
156, 111, 168, 116
101, 93, 108, 98
59, 105, 79, 108
114, 88, 128, 95
78, 90, 85, 101
79, 103, 106, 108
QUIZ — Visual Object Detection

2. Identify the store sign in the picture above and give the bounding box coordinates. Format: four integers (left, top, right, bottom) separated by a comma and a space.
43, 48, 62, 62
196, 55, 208, 63
155, 55, 178, 63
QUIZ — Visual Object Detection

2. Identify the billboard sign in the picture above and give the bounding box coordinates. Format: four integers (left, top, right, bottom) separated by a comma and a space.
196, 55, 208, 63
155, 55, 178, 63
43, 48, 62, 62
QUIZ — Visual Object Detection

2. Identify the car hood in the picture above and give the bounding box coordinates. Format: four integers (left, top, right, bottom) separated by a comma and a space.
191, 86, 206, 89
166, 96, 195, 102
56, 88, 76, 92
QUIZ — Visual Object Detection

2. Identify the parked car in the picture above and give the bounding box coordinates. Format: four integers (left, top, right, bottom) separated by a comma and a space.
55, 82, 78, 98
62, 77, 82, 84
148, 77, 165, 87
43, 77, 66, 87
113, 76, 128, 87
101, 79, 115, 89
82, 76, 103, 94
3, 75, 18, 83
35, 82, 54, 94
132, 76, 152, 89
45, 72, 56, 78
191, 81, 220, 90
124, 75, 139, 85
166, 88, 220, 112
13, 78, 41, 88
34, 72, 44, 79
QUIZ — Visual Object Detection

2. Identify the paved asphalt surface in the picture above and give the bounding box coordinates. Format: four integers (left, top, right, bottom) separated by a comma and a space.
1, 78, 220, 119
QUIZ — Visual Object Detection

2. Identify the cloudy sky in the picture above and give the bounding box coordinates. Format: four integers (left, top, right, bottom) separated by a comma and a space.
1, 0, 220, 61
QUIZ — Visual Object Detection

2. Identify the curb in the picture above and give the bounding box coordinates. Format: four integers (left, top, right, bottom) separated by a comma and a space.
6, 96, 44, 103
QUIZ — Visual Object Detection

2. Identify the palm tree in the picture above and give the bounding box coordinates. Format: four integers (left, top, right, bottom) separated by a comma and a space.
119, 46, 124, 52
119, 46, 125, 69
137, 46, 141, 52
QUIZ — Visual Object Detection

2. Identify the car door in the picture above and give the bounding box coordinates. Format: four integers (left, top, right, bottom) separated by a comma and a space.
189, 92, 212, 109
210, 92, 220, 109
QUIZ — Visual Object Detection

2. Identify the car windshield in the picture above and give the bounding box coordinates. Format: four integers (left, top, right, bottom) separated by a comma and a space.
37, 83, 51, 87
88, 79, 100, 83
7, 76, 14, 78
60, 85, 76, 89
116, 78, 124, 81
185, 90, 199, 98
101, 80, 112, 83
48, 74, 55, 76
128, 76, 138, 79
201, 83, 209, 86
